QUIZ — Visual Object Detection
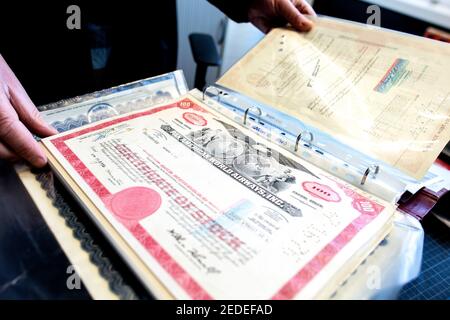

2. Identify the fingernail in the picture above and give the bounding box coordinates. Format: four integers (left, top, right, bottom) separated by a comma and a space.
40, 118, 58, 135
32, 155, 47, 168
302, 21, 313, 30
49, 126, 59, 135
36, 115, 58, 134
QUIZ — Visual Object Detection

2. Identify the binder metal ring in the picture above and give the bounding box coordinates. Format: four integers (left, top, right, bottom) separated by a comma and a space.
243, 106, 262, 125
202, 86, 221, 102
294, 131, 314, 152
360, 164, 379, 185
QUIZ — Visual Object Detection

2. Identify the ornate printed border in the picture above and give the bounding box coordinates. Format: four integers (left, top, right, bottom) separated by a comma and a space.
32, 167, 143, 300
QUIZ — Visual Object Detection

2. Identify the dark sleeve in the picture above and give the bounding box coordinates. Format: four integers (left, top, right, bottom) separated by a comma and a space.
207, 0, 253, 23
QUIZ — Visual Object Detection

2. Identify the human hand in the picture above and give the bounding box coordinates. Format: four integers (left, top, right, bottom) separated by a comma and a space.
0, 55, 57, 167
248, 0, 317, 33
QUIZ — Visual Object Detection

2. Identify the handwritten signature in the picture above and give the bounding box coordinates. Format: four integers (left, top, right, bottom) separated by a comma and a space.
167, 229, 221, 274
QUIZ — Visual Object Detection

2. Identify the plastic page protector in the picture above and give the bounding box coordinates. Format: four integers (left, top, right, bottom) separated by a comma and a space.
218, 17, 450, 180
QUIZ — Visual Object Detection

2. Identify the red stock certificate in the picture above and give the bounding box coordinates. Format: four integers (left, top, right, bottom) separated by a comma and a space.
43, 95, 394, 299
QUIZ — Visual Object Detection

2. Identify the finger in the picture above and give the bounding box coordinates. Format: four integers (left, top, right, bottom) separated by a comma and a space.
0, 91, 47, 167
250, 16, 273, 34
0, 117, 47, 167
0, 140, 19, 162
0, 55, 57, 137
294, 0, 317, 17
276, 0, 314, 31
7, 85, 58, 137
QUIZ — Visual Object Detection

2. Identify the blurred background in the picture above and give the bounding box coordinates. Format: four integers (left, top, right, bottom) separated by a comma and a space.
1, 0, 449, 105
178, 0, 450, 88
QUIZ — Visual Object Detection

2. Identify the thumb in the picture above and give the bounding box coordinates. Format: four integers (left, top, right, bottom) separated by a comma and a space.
7, 85, 58, 137
1, 55, 57, 137
250, 16, 273, 34
276, 0, 314, 31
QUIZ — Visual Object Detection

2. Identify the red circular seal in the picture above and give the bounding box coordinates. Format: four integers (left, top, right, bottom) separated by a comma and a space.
182, 112, 207, 126
110, 187, 161, 220
302, 181, 341, 202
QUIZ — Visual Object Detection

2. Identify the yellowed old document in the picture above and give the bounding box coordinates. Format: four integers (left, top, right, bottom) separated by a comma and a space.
218, 17, 450, 179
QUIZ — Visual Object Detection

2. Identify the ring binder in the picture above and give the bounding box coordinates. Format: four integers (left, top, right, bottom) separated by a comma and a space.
243, 106, 262, 125
294, 131, 314, 152
193, 86, 405, 202
361, 164, 380, 185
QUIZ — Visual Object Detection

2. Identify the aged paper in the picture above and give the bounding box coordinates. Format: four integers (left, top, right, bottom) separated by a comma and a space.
43, 94, 393, 299
218, 17, 450, 179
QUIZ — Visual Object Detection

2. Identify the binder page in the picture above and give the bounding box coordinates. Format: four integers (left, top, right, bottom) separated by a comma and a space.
40, 70, 188, 133
42, 94, 394, 299
218, 17, 450, 180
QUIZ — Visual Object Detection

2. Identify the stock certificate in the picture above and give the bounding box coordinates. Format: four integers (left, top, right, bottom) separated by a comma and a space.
218, 17, 450, 179
40, 70, 188, 132
42, 94, 394, 299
